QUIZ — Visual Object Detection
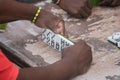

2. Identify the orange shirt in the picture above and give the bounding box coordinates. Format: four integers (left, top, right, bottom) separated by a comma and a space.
0, 50, 19, 80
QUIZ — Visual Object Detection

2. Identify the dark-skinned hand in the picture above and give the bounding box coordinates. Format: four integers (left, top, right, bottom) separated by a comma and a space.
62, 40, 92, 75
58, 0, 93, 18
35, 9, 67, 36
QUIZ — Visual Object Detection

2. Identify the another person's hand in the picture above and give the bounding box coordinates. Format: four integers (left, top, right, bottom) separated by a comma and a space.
62, 40, 92, 75
58, 0, 93, 18
17, 40, 92, 80
35, 9, 67, 36
99, 0, 120, 7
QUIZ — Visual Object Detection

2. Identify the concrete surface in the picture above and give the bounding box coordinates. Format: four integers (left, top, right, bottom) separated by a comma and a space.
0, 0, 120, 80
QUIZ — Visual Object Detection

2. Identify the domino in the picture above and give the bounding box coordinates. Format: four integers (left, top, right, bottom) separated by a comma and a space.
108, 32, 120, 48
42, 29, 74, 52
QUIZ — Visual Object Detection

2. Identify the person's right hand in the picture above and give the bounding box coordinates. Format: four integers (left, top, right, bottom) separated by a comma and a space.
35, 9, 67, 36
62, 40, 92, 75
99, 0, 120, 7
58, 0, 93, 18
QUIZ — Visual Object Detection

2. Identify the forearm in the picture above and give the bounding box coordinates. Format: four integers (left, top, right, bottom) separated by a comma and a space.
16, 0, 45, 3
0, 0, 37, 23
17, 59, 78, 80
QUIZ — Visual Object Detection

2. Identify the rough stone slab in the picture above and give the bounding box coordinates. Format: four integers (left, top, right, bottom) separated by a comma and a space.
0, 1, 120, 80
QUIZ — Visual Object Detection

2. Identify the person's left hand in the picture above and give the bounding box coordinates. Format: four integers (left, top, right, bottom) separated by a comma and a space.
99, 0, 120, 7
35, 9, 67, 36
58, 0, 93, 18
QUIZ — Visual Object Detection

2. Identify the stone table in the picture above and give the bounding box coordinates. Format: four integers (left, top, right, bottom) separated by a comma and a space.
0, 1, 120, 80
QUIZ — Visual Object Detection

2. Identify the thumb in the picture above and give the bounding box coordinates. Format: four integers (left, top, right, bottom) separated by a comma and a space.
54, 20, 68, 37
54, 20, 64, 34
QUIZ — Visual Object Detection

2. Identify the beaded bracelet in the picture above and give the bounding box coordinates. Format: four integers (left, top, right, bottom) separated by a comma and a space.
52, 0, 61, 5
32, 7, 42, 23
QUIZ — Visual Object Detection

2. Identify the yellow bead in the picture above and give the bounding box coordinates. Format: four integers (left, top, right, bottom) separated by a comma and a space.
38, 10, 41, 13
36, 13, 39, 16
32, 7, 42, 23
34, 17, 37, 20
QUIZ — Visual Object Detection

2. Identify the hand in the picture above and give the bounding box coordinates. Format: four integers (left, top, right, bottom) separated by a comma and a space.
58, 0, 93, 18
17, 40, 92, 80
35, 9, 67, 36
62, 40, 92, 75
17, 39, 92, 80
99, 0, 120, 7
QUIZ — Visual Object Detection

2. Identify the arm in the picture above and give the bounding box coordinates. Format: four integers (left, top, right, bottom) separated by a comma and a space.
16, 0, 43, 3
0, 0, 66, 35
0, 0, 37, 23
17, 59, 78, 80
17, 40, 92, 80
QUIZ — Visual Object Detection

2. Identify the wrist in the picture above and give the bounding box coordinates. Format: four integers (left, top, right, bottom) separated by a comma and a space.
49, 58, 79, 80
32, 7, 42, 23
21, 4, 38, 21
62, 58, 79, 77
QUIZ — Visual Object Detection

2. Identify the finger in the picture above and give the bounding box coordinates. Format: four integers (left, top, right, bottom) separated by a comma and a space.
54, 20, 67, 35
83, 6, 92, 17
111, 0, 120, 6
56, 20, 65, 34
64, 30, 69, 38
45, 18, 62, 34
56, 28, 68, 38
60, 21, 66, 35
79, 8, 89, 18
60, 28, 69, 38
67, 6, 81, 18
87, 0, 93, 9
72, 40, 87, 51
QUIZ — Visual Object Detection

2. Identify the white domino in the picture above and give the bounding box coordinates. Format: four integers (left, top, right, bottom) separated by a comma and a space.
42, 29, 74, 52
108, 32, 120, 48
